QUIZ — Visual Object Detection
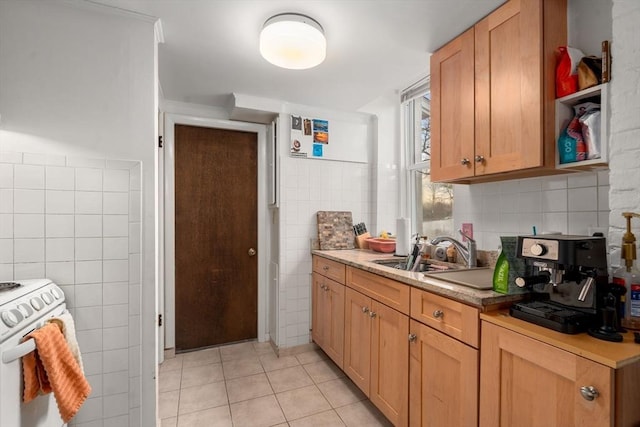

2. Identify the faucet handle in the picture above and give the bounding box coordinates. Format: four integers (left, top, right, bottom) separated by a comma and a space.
458, 229, 475, 243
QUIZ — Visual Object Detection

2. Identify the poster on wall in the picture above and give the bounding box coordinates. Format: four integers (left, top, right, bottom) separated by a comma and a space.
290, 115, 329, 158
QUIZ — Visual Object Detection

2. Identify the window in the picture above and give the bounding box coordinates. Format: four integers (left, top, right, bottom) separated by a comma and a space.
402, 77, 454, 239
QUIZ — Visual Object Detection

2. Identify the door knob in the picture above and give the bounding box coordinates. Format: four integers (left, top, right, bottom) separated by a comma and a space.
248, 248, 256, 256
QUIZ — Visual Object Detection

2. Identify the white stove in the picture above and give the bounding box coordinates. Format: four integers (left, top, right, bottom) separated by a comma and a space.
0, 279, 67, 427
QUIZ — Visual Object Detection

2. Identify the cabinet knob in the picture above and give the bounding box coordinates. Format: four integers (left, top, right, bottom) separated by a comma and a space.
248, 248, 256, 256
580, 386, 600, 401
323, 266, 329, 271
362, 306, 369, 314
433, 309, 444, 319
408, 333, 417, 342
460, 158, 470, 166
475, 155, 485, 163
369, 311, 377, 318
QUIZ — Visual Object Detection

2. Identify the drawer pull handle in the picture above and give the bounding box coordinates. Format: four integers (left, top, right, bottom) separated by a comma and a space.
408, 333, 417, 342
362, 306, 369, 314
369, 311, 377, 318
580, 386, 599, 401
433, 309, 444, 319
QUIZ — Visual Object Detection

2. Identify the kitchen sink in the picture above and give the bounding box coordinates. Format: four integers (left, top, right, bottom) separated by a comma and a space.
424, 268, 494, 290
372, 258, 460, 272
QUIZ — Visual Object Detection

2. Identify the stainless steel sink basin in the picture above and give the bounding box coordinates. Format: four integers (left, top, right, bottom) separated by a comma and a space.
372, 259, 460, 273
424, 268, 494, 290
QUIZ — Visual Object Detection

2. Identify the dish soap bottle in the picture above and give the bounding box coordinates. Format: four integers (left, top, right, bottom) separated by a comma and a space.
616, 212, 640, 330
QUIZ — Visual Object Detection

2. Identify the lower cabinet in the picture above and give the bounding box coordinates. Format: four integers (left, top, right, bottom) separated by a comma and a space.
480, 321, 612, 427
311, 272, 345, 369
409, 319, 478, 427
344, 287, 409, 427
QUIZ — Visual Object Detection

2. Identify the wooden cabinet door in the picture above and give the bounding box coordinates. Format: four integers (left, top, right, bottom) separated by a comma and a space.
311, 273, 325, 348
325, 279, 345, 369
430, 28, 475, 182
344, 288, 372, 395
474, 0, 543, 175
409, 320, 478, 427
370, 301, 409, 427
480, 322, 613, 427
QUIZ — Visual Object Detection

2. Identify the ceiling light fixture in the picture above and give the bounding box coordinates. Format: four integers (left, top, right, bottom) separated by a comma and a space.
259, 13, 326, 70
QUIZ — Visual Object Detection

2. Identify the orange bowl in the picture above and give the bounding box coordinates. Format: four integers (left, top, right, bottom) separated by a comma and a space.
366, 238, 396, 253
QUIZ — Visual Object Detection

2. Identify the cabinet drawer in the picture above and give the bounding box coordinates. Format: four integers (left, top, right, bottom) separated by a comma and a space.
346, 267, 410, 315
313, 256, 346, 284
410, 288, 479, 348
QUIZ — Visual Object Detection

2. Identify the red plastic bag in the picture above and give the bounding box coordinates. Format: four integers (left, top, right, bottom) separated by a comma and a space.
556, 46, 584, 98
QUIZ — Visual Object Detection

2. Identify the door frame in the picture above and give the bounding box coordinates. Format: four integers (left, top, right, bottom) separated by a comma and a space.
162, 113, 269, 351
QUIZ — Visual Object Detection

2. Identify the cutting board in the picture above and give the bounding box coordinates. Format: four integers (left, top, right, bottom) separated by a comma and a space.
317, 211, 355, 250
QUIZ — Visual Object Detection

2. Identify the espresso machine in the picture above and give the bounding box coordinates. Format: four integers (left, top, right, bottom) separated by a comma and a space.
509, 234, 611, 335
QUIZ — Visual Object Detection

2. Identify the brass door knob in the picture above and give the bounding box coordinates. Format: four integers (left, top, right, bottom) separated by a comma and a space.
248, 248, 256, 256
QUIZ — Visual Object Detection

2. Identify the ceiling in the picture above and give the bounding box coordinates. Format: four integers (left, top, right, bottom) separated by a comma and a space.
92, 0, 505, 112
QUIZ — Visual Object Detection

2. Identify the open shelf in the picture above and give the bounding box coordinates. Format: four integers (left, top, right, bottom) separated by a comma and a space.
555, 83, 609, 170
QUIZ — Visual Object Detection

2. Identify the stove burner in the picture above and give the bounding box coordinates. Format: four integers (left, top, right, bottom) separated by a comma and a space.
0, 282, 21, 292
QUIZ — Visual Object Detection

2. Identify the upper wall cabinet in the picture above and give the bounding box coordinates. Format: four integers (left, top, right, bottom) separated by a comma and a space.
430, 0, 567, 183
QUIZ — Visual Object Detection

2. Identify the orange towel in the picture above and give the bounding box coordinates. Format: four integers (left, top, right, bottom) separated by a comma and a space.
22, 322, 91, 423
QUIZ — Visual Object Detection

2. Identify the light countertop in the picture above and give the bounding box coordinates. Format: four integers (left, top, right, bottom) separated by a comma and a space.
312, 249, 524, 309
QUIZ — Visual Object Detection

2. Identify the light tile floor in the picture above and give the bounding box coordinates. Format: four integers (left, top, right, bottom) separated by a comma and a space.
159, 341, 393, 427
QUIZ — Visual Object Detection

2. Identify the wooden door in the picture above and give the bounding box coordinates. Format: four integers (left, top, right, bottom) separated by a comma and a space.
409, 320, 478, 427
370, 301, 409, 427
475, 0, 543, 175
430, 27, 475, 182
480, 322, 612, 427
174, 124, 258, 351
325, 279, 345, 369
344, 288, 372, 395
311, 273, 326, 349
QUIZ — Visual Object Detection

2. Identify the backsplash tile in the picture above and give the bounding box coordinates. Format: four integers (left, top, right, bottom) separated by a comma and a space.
0, 151, 144, 426
453, 171, 609, 250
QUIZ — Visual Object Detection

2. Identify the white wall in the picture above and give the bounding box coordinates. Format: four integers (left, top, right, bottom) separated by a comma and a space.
0, 1, 157, 425
360, 93, 403, 235
277, 106, 375, 347
609, 0, 640, 264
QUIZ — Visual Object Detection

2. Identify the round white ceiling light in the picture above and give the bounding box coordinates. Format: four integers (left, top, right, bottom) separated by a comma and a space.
259, 13, 326, 70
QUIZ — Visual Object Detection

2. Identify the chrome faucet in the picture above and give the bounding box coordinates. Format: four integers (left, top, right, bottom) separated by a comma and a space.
431, 230, 477, 268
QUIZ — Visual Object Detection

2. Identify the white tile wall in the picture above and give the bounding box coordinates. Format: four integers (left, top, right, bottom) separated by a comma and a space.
0, 152, 141, 427
454, 171, 609, 250
279, 156, 373, 347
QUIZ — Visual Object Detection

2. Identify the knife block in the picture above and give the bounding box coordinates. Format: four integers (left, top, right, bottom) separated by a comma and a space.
355, 232, 371, 249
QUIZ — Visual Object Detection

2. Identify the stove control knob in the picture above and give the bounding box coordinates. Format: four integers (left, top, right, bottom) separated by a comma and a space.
30, 297, 45, 311
1, 309, 23, 327
530, 243, 547, 256
41, 292, 53, 305
50, 287, 63, 299
18, 303, 34, 318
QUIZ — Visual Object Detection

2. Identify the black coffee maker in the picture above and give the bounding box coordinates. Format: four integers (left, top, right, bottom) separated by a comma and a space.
509, 234, 617, 337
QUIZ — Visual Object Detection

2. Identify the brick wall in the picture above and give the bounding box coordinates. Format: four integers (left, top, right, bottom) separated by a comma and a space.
608, 0, 640, 264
